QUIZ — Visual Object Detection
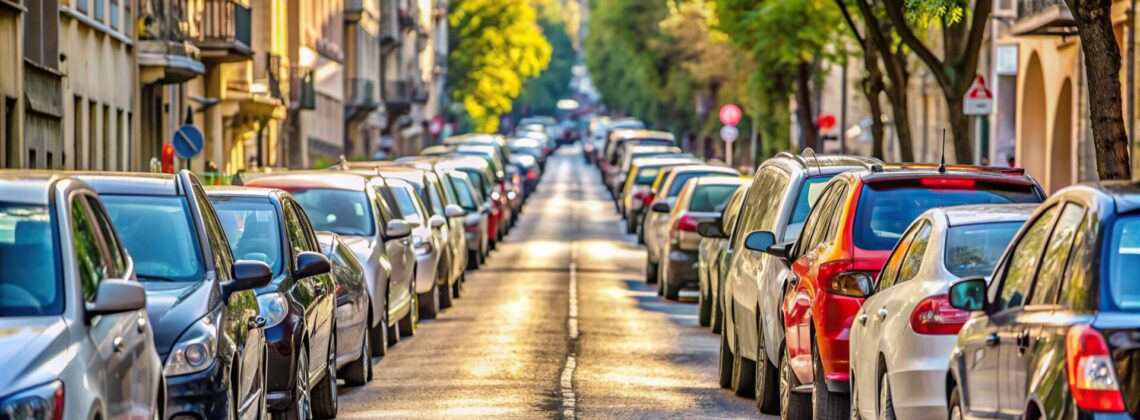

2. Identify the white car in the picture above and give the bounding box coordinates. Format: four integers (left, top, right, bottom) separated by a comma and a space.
848, 204, 1036, 420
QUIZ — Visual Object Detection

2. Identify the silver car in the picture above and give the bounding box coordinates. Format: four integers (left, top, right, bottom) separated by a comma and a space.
643, 165, 740, 283
848, 204, 1034, 420
379, 178, 449, 320
0, 172, 162, 420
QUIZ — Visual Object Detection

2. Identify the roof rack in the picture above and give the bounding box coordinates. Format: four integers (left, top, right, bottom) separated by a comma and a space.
878, 163, 1026, 175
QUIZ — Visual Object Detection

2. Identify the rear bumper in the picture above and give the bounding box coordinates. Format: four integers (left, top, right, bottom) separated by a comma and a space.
666, 250, 700, 289
886, 368, 948, 420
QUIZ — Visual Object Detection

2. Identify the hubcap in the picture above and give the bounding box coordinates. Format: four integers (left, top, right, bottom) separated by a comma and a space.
780, 356, 791, 415
296, 351, 311, 419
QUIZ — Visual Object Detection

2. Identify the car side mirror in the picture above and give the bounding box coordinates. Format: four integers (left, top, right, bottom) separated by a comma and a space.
294, 251, 331, 280
651, 201, 672, 213
385, 219, 412, 239
949, 276, 988, 312
765, 242, 795, 267
744, 231, 776, 252
445, 204, 466, 218
223, 260, 273, 299
697, 221, 726, 239
86, 279, 147, 321
429, 215, 446, 229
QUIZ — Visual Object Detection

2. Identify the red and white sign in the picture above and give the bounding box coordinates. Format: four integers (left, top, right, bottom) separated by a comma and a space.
963, 75, 993, 115
429, 116, 445, 136
719, 104, 742, 126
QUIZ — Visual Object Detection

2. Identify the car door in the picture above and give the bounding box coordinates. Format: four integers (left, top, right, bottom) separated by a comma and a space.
786, 183, 842, 374
372, 184, 413, 313
71, 193, 135, 420
283, 199, 332, 376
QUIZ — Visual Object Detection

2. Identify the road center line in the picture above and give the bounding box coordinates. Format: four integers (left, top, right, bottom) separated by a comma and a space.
560, 175, 581, 419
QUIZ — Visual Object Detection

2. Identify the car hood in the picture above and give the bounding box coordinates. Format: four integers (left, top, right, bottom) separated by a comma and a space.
0, 316, 71, 392
141, 281, 218, 356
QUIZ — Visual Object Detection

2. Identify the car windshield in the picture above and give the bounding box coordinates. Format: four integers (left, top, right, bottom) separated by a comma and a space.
211, 197, 284, 276
1108, 215, 1140, 310
944, 222, 1023, 277
102, 195, 206, 282
667, 171, 735, 197
0, 203, 62, 316
854, 181, 1041, 251
689, 185, 741, 212
784, 176, 833, 242
450, 176, 479, 210
635, 167, 660, 184
291, 189, 375, 237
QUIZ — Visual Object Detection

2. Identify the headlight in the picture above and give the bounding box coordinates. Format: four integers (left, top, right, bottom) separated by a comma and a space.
491, 191, 502, 201
164, 314, 219, 376
257, 292, 289, 329
1, 381, 63, 420
507, 191, 518, 200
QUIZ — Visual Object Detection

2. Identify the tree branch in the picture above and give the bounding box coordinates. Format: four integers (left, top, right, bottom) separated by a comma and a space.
880, 0, 952, 91
961, 0, 993, 87
833, 0, 865, 45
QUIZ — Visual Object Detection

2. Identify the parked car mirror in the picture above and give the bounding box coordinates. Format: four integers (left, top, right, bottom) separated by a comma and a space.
949, 276, 988, 312
224, 260, 273, 299
651, 201, 672, 213
765, 242, 795, 267
429, 215, 446, 229
744, 231, 776, 252
445, 204, 466, 218
385, 219, 413, 239
86, 279, 147, 321
697, 221, 726, 239
294, 251, 331, 280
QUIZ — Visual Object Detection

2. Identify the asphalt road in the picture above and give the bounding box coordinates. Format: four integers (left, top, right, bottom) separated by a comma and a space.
338, 146, 768, 419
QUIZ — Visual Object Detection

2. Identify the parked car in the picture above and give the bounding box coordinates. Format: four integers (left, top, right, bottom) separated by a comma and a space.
315, 232, 373, 387
377, 177, 449, 320
749, 164, 1045, 418
245, 172, 417, 356
510, 153, 541, 198
592, 119, 646, 164
610, 144, 684, 197
601, 130, 676, 192
446, 170, 490, 268
429, 156, 504, 250
695, 183, 749, 330
504, 164, 526, 224
443, 133, 513, 165
644, 165, 741, 283
77, 171, 273, 420
848, 204, 1034, 420
657, 176, 750, 300
509, 137, 547, 171
946, 181, 1140, 420
0, 172, 163, 420
207, 186, 340, 419
621, 157, 702, 234
717, 153, 880, 409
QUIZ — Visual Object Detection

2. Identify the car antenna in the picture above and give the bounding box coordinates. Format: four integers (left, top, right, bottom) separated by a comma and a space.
801, 147, 824, 176
938, 129, 947, 174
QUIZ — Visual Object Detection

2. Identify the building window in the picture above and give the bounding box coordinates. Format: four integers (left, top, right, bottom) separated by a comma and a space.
76, 0, 87, 13
110, 0, 119, 30
93, 0, 104, 22
103, 104, 111, 170
88, 100, 97, 170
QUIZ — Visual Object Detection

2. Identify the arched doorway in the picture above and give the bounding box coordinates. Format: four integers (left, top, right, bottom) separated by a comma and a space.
1019, 53, 1048, 183
1050, 79, 1073, 192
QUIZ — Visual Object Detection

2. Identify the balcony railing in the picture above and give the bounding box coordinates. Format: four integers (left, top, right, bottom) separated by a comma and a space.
1012, 0, 1075, 35
384, 80, 411, 104
139, 0, 188, 42
267, 54, 285, 100
192, 0, 254, 62
347, 78, 377, 108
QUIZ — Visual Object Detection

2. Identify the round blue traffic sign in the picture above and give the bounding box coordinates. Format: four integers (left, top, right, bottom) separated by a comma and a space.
173, 125, 204, 160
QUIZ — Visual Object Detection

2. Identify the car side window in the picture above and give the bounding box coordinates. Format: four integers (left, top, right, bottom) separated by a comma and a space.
282, 201, 313, 259
194, 187, 234, 280
897, 221, 932, 284
427, 180, 447, 216
371, 186, 395, 227
72, 195, 109, 301
85, 196, 126, 275
721, 187, 747, 236
799, 184, 839, 253
1029, 203, 1086, 306
1058, 215, 1096, 311
816, 184, 848, 246
994, 204, 1060, 312
876, 221, 921, 292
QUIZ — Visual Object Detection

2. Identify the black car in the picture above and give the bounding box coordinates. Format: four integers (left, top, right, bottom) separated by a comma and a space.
316, 232, 373, 386
207, 187, 340, 419
947, 181, 1140, 419
76, 171, 272, 420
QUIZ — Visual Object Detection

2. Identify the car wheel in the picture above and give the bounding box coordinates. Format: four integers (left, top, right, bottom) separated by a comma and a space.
453, 273, 464, 299
878, 372, 897, 420
343, 325, 372, 386
698, 281, 711, 327
311, 334, 338, 419
419, 282, 440, 320
711, 292, 723, 334
948, 384, 964, 420
467, 250, 480, 270
636, 224, 645, 245
439, 272, 454, 309
369, 299, 390, 357
755, 332, 780, 414
781, 345, 811, 420
718, 330, 734, 389
399, 282, 419, 337
663, 267, 681, 300
812, 338, 850, 419
282, 345, 311, 420
731, 338, 756, 397
626, 217, 636, 234
646, 256, 658, 284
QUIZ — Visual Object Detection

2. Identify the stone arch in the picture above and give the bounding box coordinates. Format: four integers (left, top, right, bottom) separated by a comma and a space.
1049, 78, 1074, 192
1019, 52, 1048, 184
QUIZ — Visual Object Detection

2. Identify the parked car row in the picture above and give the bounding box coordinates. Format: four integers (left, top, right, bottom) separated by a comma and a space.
606, 137, 1140, 419
0, 133, 549, 420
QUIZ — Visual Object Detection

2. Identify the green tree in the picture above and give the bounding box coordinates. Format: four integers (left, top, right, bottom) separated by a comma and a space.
515, 6, 575, 117
448, 0, 552, 132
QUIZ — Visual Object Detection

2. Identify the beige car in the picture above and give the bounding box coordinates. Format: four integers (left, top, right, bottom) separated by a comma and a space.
643, 165, 740, 283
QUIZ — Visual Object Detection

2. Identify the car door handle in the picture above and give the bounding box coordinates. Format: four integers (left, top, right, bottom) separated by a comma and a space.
112, 336, 126, 353
857, 314, 868, 325
248, 316, 268, 330
985, 332, 1000, 346
877, 308, 888, 320
136, 316, 147, 333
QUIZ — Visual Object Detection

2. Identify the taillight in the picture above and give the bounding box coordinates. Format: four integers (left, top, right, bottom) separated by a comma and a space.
909, 294, 969, 334
527, 168, 537, 181
641, 191, 656, 208
826, 271, 874, 298
1066, 325, 1126, 412
674, 212, 698, 233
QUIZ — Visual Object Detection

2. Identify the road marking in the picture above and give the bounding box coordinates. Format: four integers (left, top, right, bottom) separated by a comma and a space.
560, 172, 581, 419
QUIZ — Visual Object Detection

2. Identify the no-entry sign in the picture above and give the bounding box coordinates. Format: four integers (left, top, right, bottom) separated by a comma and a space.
719, 104, 742, 126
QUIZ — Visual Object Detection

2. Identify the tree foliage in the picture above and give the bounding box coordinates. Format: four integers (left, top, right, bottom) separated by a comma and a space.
514, 0, 577, 118
448, 0, 552, 132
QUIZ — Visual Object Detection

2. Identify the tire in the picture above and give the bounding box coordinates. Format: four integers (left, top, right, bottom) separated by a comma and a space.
489, 237, 497, 251
626, 217, 636, 234
419, 283, 440, 320
440, 276, 454, 309
453, 273, 464, 299
812, 339, 850, 419
948, 384, 964, 420
399, 284, 419, 337
280, 345, 311, 420
467, 250, 479, 270
663, 272, 681, 301
311, 334, 338, 419
755, 332, 780, 414
698, 281, 712, 327
636, 223, 645, 245
878, 372, 897, 420
718, 330, 734, 389
342, 324, 372, 386
369, 302, 389, 357
711, 292, 723, 334
731, 339, 756, 397
780, 345, 811, 420
646, 256, 658, 284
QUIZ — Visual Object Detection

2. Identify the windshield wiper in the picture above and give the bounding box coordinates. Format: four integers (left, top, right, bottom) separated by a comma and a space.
138, 274, 178, 282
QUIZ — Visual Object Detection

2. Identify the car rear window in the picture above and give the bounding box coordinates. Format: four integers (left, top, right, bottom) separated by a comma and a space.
668, 171, 736, 197
290, 189, 376, 237
944, 221, 1023, 277
0, 203, 62, 316
854, 180, 1041, 251
635, 167, 661, 184
1108, 215, 1140, 310
102, 195, 207, 282
689, 185, 741, 212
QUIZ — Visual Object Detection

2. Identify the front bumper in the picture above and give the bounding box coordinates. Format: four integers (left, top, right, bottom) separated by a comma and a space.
165, 359, 232, 420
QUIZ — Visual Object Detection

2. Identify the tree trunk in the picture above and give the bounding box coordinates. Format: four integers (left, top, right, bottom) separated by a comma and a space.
885, 84, 917, 162
1070, 0, 1132, 180
795, 61, 820, 151
862, 38, 887, 159
946, 94, 974, 163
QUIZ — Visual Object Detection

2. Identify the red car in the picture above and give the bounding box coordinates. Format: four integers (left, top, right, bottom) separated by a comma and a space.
772, 164, 1045, 417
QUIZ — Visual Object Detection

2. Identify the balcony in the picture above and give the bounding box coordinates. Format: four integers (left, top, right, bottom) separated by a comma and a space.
383, 80, 411, 113
137, 0, 204, 84
345, 0, 364, 22
1011, 0, 1076, 36
192, 0, 254, 63
345, 77, 379, 120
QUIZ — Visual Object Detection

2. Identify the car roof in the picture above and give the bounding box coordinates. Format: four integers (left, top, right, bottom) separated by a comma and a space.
767, 152, 883, 176
0, 171, 66, 204
632, 157, 701, 169
627, 145, 680, 153
203, 185, 279, 199
1089, 180, 1140, 214
667, 165, 738, 176
70, 171, 182, 196
938, 204, 1038, 227
855, 163, 1037, 185
376, 167, 429, 186
611, 129, 674, 141
245, 171, 372, 191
